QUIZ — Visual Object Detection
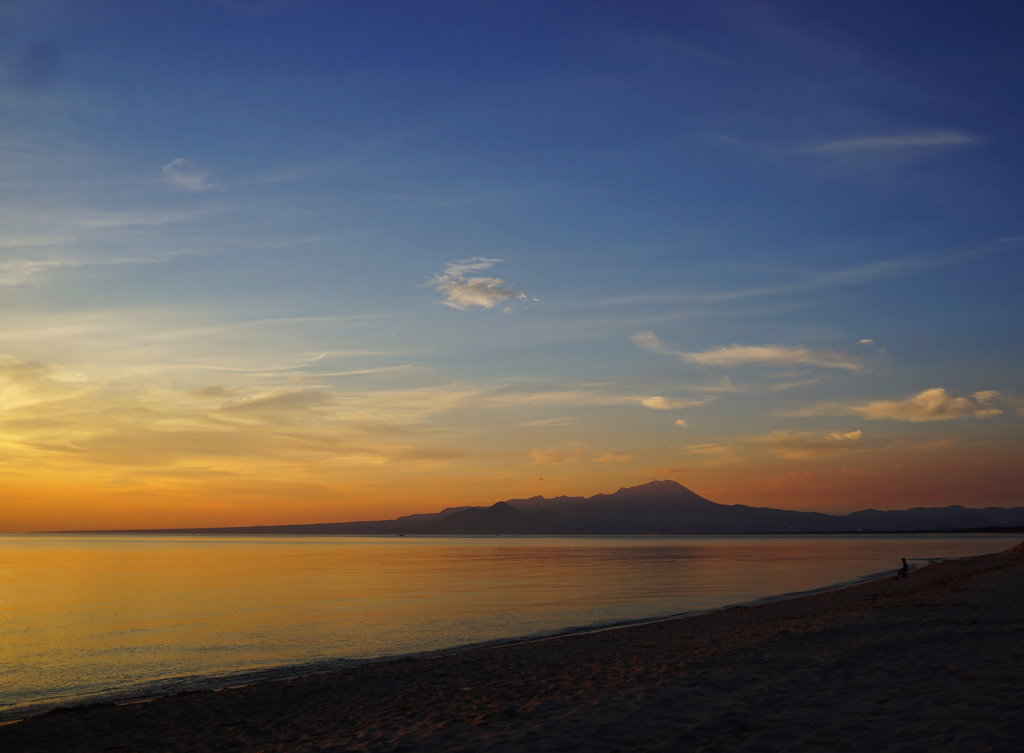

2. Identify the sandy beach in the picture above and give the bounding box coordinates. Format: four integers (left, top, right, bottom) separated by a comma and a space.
3, 541, 1022, 752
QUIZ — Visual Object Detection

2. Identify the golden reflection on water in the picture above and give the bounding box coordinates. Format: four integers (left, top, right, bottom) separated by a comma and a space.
0, 533, 1015, 717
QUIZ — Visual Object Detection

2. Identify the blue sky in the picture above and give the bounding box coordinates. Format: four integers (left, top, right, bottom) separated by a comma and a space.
2, 0, 1022, 530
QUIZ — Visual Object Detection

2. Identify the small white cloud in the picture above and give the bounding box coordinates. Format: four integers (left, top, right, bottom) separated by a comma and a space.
858, 339, 874, 345
425, 258, 529, 311
674, 418, 687, 428
808, 131, 978, 154
633, 332, 859, 371
518, 416, 577, 428
162, 158, 215, 192
851, 388, 1003, 422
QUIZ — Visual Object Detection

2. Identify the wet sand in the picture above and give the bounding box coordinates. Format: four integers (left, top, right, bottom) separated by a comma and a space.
3, 542, 1022, 752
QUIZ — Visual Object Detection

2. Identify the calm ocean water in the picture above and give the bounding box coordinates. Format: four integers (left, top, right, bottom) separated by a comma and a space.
0, 533, 1017, 720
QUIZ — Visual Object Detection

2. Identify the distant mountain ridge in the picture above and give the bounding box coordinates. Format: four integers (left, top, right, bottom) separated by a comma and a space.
65, 480, 1024, 535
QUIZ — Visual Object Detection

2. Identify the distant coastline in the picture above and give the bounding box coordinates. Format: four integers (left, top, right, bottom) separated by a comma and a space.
41, 479, 1024, 536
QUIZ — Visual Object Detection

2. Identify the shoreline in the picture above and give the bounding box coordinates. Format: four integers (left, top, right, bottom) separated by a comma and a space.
3, 541, 1022, 751
0, 558, 908, 724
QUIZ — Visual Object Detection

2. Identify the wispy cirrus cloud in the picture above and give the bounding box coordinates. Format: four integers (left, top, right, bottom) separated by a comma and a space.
0, 354, 88, 410
591, 247, 1009, 312
518, 416, 578, 428
425, 258, 531, 312
0, 255, 176, 287
217, 389, 335, 422
162, 157, 216, 192
486, 388, 638, 409
484, 384, 711, 412
632, 331, 860, 371
681, 442, 733, 456
640, 395, 710, 410
528, 442, 588, 466
599, 256, 923, 306
528, 441, 632, 466
687, 344, 858, 370
807, 130, 979, 154
673, 375, 821, 394
0, 258, 87, 286
0, 203, 212, 286
0, 349, 486, 480
593, 450, 633, 463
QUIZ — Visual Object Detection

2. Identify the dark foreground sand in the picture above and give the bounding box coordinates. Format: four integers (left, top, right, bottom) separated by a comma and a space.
4, 542, 1023, 753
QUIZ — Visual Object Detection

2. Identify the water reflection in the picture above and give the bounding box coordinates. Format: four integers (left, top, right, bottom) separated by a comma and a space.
0, 533, 1016, 718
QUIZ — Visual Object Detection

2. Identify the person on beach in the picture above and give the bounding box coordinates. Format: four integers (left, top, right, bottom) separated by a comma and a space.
894, 557, 909, 579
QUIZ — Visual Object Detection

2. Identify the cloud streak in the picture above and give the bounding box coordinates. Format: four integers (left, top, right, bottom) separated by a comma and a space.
640, 396, 709, 410
807, 131, 979, 154
0, 204, 213, 286
528, 441, 633, 466
681, 443, 733, 455
633, 332, 860, 371
0, 255, 178, 287
595, 248, 1002, 311
486, 384, 703, 410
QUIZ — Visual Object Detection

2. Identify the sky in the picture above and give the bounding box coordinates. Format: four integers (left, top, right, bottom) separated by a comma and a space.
1, 0, 1022, 531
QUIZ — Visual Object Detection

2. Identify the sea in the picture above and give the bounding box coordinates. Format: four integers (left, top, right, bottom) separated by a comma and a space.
0, 532, 1018, 721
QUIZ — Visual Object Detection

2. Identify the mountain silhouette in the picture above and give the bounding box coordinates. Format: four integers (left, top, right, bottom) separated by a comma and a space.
63, 480, 1024, 535
503, 481, 837, 534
